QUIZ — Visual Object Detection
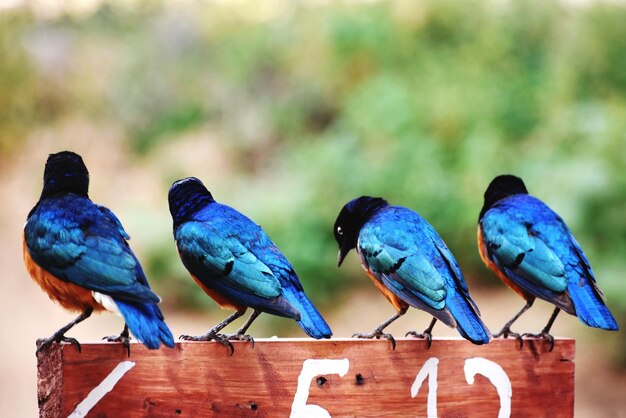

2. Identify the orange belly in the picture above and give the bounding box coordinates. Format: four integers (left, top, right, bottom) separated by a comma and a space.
477, 226, 533, 301
23, 235, 104, 313
191, 274, 246, 312
364, 269, 409, 313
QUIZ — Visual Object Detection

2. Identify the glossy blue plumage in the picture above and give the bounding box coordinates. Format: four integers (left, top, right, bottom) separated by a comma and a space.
481, 193, 618, 330
359, 206, 491, 344
25, 193, 175, 349
173, 194, 332, 339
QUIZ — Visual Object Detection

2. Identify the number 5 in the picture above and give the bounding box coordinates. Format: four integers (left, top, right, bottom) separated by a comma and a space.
290, 359, 350, 418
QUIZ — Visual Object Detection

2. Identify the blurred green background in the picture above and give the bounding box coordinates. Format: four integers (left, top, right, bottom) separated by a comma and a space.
1, 0, 625, 416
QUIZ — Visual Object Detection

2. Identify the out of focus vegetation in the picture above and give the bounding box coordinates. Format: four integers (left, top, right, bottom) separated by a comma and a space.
2, 0, 625, 361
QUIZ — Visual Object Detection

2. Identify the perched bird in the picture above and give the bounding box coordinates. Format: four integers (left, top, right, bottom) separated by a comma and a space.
24, 151, 175, 354
334, 196, 491, 348
478, 175, 618, 349
168, 177, 332, 353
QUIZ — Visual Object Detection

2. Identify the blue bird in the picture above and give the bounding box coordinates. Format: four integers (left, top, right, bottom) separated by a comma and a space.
334, 196, 491, 348
168, 177, 332, 353
24, 151, 175, 354
478, 175, 618, 349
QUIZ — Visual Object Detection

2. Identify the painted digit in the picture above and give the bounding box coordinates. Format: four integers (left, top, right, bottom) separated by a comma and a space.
68, 361, 136, 418
410, 357, 439, 418
464, 357, 512, 418
290, 358, 350, 418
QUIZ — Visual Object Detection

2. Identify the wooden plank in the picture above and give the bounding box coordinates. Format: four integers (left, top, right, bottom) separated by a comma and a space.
37, 338, 574, 418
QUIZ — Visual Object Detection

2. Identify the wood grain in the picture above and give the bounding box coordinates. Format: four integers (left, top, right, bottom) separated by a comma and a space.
37, 337, 574, 418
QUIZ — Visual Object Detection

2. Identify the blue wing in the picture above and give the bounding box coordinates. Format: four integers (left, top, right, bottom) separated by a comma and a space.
25, 195, 159, 304
177, 203, 332, 338
175, 207, 300, 319
359, 223, 448, 315
482, 194, 617, 330
360, 207, 490, 343
480, 206, 573, 313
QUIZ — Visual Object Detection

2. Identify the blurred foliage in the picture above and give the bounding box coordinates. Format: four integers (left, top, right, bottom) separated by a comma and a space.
0, 13, 38, 153
2, 0, 625, 360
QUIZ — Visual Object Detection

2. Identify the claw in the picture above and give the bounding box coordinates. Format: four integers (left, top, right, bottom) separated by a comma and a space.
215, 334, 236, 356
103, 334, 132, 357
522, 331, 555, 352
352, 331, 397, 350
405, 330, 433, 349
493, 326, 524, 350
179, 333, 235, 355
37, 335, 82, 354
225, 333, 255, 348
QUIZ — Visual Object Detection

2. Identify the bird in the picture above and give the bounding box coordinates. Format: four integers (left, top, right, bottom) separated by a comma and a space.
168, 177, 332, 353
23, 151, 175, 354
334, 196, 491, 348
478, 174, 618, 350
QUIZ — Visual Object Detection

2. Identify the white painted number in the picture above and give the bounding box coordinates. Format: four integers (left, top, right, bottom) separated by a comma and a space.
408, 357, 512, 418
68, 356, 512, 417
290, 358, 350, 418
68, 361, 136, 418
410, 357, 439, 418
464, 357, 512, 418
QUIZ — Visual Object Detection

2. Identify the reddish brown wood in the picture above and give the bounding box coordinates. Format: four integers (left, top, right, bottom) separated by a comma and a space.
37, 337, 574, 418
36, 342, 63, 417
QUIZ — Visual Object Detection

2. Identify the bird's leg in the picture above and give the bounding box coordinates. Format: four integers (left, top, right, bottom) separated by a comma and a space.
103, 324, 131, 357
353, 308, 406, 350
522, 307, 560, 352
37, 308, 93, 354
494, 300, 534, 349
406, 318, 437, 349
224, 310, 261, 347
180, 310, 246, 355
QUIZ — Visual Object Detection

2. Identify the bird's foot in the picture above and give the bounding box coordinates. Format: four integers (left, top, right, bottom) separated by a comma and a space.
102, 333, 132, 357
493, 327, 524, 349
405, 330, 433, 349
180, 332, 235, 355
37, 333, 81, 354
225, 333, 255, 348
352, 331, 397, 350
522, 331, 555, 352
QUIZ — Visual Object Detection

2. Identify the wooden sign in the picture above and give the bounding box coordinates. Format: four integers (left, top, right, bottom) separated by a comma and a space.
37, 338, 574, 417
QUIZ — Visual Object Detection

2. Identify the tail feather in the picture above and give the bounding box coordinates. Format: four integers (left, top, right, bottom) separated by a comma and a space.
445, 289, 491, 345
569, 282, 618, 330
116, 300, 175, 349
282, 287, 332, 339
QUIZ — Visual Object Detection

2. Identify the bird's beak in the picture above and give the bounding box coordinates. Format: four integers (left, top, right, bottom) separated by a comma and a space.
337, 248, 348, 267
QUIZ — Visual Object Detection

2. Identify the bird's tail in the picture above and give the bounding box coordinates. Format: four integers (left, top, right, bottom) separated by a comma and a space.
567, 236, 618, 330
569, 282, 618, 330
445, 289, 491, 345
116, 300, 176, 349
281, 287, 332, 339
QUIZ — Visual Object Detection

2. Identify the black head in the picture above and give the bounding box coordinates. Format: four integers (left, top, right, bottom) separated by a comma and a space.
41, 151, 89, 199
334, 196, 388, 267
479, 174, 528, 220
168, 177, 215, 228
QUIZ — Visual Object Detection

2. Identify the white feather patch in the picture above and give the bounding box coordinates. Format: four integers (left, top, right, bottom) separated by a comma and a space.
92, 292, 122, 317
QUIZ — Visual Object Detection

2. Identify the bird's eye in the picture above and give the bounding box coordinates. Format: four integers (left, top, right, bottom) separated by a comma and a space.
336, 226, 344, 236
